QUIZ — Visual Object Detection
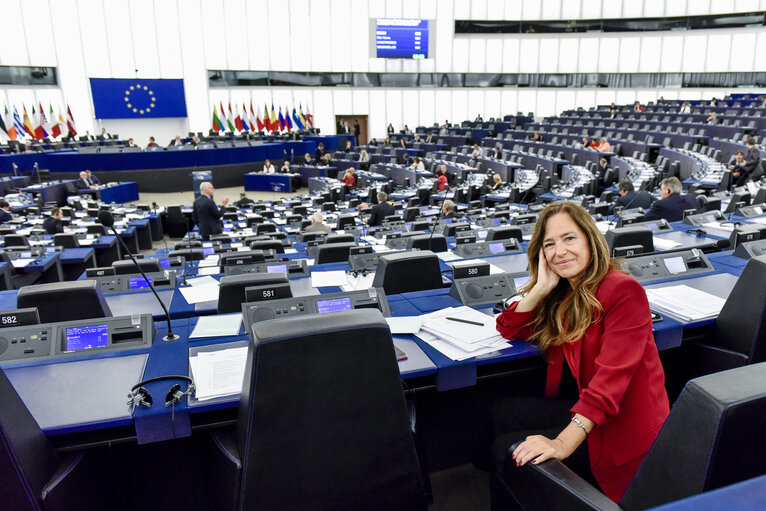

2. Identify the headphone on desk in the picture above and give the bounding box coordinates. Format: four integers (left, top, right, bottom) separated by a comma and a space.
127, 375, 196, 411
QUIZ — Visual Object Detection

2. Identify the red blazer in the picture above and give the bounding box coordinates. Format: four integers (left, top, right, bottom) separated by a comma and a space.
496, 271, 669, 502
342, 174, 356, 187
437, 174, 448, 191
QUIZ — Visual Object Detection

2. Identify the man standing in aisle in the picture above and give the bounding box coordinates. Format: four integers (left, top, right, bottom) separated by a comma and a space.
192, 182, 229, 240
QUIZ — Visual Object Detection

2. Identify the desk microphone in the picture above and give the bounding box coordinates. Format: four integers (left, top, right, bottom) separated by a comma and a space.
98, 209, 179, 342
427, 204, 443, 251
713, 238, 731, 250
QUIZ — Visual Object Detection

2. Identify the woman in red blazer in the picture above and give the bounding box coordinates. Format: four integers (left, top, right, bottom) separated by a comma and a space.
495, 201, 669, 502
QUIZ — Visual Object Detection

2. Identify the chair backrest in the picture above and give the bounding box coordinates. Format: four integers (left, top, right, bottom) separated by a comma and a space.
405, 234, 447, 252
112, 258, 162, 275
218, 273, 290, 314
236, 309, 427, 511
336, 214, 356, 231
315, 242, 357, 264
324, 233, 354, 244
168, 248, 204, 261
372, 251, 443, 295
248, 240, 284, 254
4, 234, 29, 248
17, 280, 111, 323
485, 226, 523, 242
621, 362, 766, 510
52, 233, 80, 248
220, 250, 265, 266
0, 366, 61, 511
604, 226, 653, 257
255, 223, 276, 234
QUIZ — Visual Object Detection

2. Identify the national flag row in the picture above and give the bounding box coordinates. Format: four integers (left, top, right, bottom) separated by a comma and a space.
0, 104, 78, 143
212, 101, 313, 133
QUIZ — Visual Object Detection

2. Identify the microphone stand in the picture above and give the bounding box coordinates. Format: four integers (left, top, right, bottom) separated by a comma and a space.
427, 204, 443, 251
99, 211, 179, 341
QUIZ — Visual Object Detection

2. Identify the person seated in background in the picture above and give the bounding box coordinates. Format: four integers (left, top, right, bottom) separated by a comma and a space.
168, 135, 183, 147
188, 135, 201, 148
384, 137, 392, 146
146, 136, 159, 148
613, 180, 654, 212
314, 142, 325, 162
365, 191, 396, 227
85, 170, 100, 186
435, 166, 448, 192
402, 153, 412, 168
341, 168, 356, 187
17, 140, 33, 153
706, 112, 719, 124
318, 153, 332, 167
679, 102, 691, 114
0, 200, 14, 223
98, 127, 111, 140
302, 153, 313, 166
442, 199, 457, 218
76, 171, 97, 190
424, 132, 434, 143
532, 131, 542, 142
473, 143, 485, 157
42, 207, 66, 234
576, 136, 591, 149
413, 133, 421, 143
262, 159, 276, 173
475, 113, 483, 122
303, 211, 332, 234
281, 160, 292, 173
410, 156, 425, 171
234, 192, 254, 209
489, 146, 502, 159
485, 174, 504, 193
125, 138, 137, 148
595, 138, 611, 153
633, 101, 644, 112
657, 96, 666, 106
729, 150, 745, 175
609, 108, 618, 119
439, 124, 449, 136
710, 97, 718, 106
368, 138, 378, 147
399, 138, 407, 149
644, 176, 697, 222
402, 125, 412, 135
358, 149, 370, 170
343, 140, 353, 153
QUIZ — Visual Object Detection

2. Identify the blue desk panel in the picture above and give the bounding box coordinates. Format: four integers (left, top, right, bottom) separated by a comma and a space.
99, 182, 139, 204
243, 173, 293, 192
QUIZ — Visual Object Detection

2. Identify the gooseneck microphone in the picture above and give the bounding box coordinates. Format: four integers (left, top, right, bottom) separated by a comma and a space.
427, 203, 443, 251
98, 210, 179, 342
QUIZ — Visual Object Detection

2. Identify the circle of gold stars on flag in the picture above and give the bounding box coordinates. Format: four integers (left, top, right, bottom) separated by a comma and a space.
124, 83, 156, 115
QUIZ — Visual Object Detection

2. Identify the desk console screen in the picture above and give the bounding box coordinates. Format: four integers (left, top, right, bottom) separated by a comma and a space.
223, 259, 308, 277
620, 249, 714, 283
0, 314, 155, 363
87, 272, 176, 293
449, 272, 523, 307
242, 288, 391, 325
452, 239, 522, 258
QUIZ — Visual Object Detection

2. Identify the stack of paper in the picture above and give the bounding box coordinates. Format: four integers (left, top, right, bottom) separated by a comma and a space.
189, 313, 243, 338
652, 237, 681, 251
310, 270, 349, 288
178, 276, 220, 304
702, 221, 735, 239
645, 285, 726, 322
189, 346, 248, 401
416, 306, 510, 361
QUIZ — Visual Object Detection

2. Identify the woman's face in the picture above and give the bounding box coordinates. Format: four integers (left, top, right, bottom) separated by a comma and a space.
541, 213, 591, 281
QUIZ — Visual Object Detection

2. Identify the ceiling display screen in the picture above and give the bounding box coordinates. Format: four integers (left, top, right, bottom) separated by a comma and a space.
375, 19, 430, 59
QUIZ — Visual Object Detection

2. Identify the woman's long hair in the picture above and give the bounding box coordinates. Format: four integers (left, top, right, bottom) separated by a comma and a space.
520, 202, 619, 355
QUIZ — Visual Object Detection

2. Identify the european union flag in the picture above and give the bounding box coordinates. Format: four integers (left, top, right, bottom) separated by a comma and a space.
90, 78, 187, 119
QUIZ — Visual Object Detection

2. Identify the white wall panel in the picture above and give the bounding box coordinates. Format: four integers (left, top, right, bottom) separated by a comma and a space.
710, 0, 735, 12
639, 36, 661, 73
435, 89, 452, 126
330, 0, 351, 72
434, 0, 453, 72
595, 90, 616, 107
665, 0, 688, 16
706, 33, 731, 72
730, 33, 756, 71
517, 90, 537, 118
538, 39, 559, 74
402, 0, 419, 18
487, 0, 505, 19
332, 89, 353, 116
660, 35, 684, 72
636, 90, 657, 106
521, 0, 542, 19
755, 31, 766, 72
386, 59, 403, 72
468, 39, 486, 73
558, 38, 579, 74
618, 37, 640, 73
368, 89, 386, 138
643, 0, 665, 16
309, 0, 332, 72
104, 0, 135, 77
385, 0, 403, 18
535, 90, 556, 118
682, 34, 707, 72
247, 0, 270, 70
467, 90, 484, 120
402, 90, 420, 131
223, 0, 249, 70
561, 1, 580, 19
601, 1, 621, 18
0, 1, 29, 66
22, 0, 56, 66
177, 0, 205, 133
420, 0, 437, 18
385, 89, 402, 131
453, 0, 471, 19
542, 0, 561, 19
734, 0, 759, 9
417, 89, 435, 129
154, 1, 183, 78
555, 90, 576, 117
470, 0, 488, 19
504, 0, 522, 19
129, 0, 161, 78
622, 0, 643, 17
597, 37, 619, 73
352, 90, 369, 115
201, 0, 228, 70
615, 90, 637, 106
368, 0, 384, 18
452, 90, 468, 124
581, 0, 602, 18
77, 0, 110, 76
485, 39, 503, 73
501, 89, 518, 117
577, 38, 599, 73
518, 39, 539, 73
268, 0, 291, 71
502, 39, 520, 73
485, 90, 501, 119
452, 39, 470, 73
312, 89, 333, 135
349, 0, 369, 72
574, 89, 595, 113
686, 0, 710, 15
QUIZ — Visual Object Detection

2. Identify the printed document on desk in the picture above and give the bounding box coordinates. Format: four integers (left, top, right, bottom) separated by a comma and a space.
189, 346, 248, 401
416, 306, 510, 360
645, 284, 726, 322
179, 276, 220, 304
189, 313, 243, 338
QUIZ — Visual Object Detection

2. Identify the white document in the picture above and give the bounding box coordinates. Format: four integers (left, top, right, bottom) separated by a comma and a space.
310, 270, 349, 288
189, 313, 243, 338
179, 282, 220, 304
198, 255, 221, 267
197, 266, 221, 276
385, 316, 424, 335
416, 330, 510, 361
341, 272, 376, 292
12, 258, 34, 268
284, 248, 298, 254
189, 347, 248, 401
437, 251, 461, 262
645, 285, 726, 322
187, 276, 218, 287
652, 237, 681, 251
420, 306, 506, 355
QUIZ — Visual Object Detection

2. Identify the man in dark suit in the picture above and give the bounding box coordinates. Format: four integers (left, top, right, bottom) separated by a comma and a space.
192, 182, 229, 240
42, 207, 66, 234
75, 171, 96, 190
613, 180, 654, 212
366, 191, 396, 227
0, 200, 13, 224
735, 137, 764, 186
85, 170, 100, 186
314, 142, 326, 162
644, 177, 697, 222
233, 192, 254, 209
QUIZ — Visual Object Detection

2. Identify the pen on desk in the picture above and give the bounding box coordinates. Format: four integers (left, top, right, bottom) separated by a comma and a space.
445, 316, 484, 327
